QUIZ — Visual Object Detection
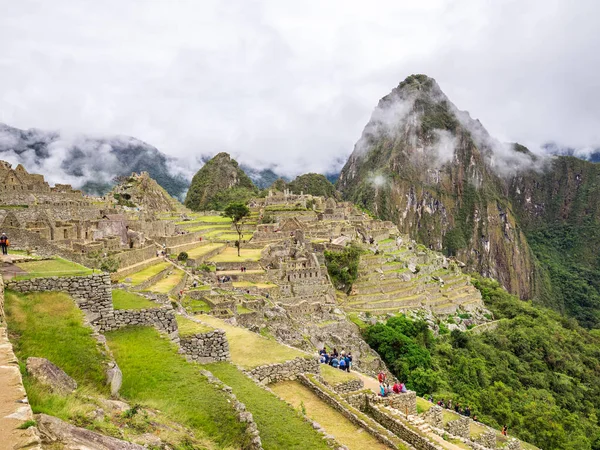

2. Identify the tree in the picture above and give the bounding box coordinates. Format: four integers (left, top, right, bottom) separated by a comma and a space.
222, 202, 250, 257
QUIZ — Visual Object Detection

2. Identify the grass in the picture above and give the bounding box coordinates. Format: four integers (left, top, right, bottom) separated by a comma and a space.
271, 381, 389, 450
176, 315, 213, 336
112, 289, 157, 310
196, 315, 306, 369
469, 420, 489, 439
182, 296, 212, 313
4, 291, 110, 421
232, 281, 274, 288
176, 215, 232, 224
209, 247, 263, 263
145, 269, 184, 294
106, 327, 246, 449
347, 312, 368, 330
205, 362, 330, 450
443, 409, 461, 425
14, 257, 93, 279
416, 396, 433, 413
122, 262, 170, 285
320, 364, 359, 384
186, 243, 225, 259
237, 305, 254, 314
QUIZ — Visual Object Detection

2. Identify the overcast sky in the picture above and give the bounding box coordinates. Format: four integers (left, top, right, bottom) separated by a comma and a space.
1, 0, 599, 176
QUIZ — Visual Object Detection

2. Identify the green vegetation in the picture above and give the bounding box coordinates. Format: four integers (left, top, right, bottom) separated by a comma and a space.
175, 315, 213, 336
320, 364, 358, 384
186, 243, 224, 259
324, 244, 362, 293
197, 315, 305, 368
121, 262, 170, 285
222, 202, 251, 257
364, 276, 600, 449
106, 327, 247, 448
5, 291, 109, 420
15, 257, 93, 279
271, 381, 388, 450
206, 362, 330, 450
146, 269, 184, 294
182, 296, 211, 314
210, 247, 263, 262
184, 152, 257, 211
112, 289, 157, 310
176, 251, 188, 262
287, 173, 337, 198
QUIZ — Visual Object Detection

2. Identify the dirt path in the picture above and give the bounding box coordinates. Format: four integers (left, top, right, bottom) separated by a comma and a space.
354, 370, 381, 393
0, 326, 41, 449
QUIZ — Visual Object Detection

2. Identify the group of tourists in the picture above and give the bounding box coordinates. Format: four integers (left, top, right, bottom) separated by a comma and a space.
218, 275, 232, 283
319, 347, 352, 372
377, 371, 407, 397
239, 266, 248, 272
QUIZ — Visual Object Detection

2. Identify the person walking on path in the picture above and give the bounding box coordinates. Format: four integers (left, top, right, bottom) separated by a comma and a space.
0, 233, 8, 255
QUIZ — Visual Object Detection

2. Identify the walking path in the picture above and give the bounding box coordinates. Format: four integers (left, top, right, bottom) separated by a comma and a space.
0, 326, 41, 449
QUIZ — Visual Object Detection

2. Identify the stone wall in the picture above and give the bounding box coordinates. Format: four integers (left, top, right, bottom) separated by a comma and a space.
298, 375, 402, 449
473, 430, 496, 448
156, 232, 202, 248
131, 265, 171, 291
6, 274, 113, 317
247, 357, 319, 384
369, 391, 418, 415
180, 329, 230, 363
100, 308, 178, 336
366, 404, 440, 450
446, 416, 470, 439
113, 245, 156, 268
423, 405, 443, 429
322, 377, 364, 395
0, 275, 4, 324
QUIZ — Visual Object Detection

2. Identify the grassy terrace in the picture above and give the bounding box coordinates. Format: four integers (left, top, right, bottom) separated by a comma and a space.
106, 327, 246, 448
112, 289, 157, 310
121, 261, 170, 285
232, 281, 275, 289
14, 257, 93, 279
209, 247, 263, 262
320, 364, 359, 384
175, 215, 232, 225
186, 243, 224, 259
176, 315, 213, 336
206, 362, 330, 450
145, 269, 185, 294
182, 296, 211, 313
271, 381, 388, 450
197, 315, 306, 369
4, 291, 109, 416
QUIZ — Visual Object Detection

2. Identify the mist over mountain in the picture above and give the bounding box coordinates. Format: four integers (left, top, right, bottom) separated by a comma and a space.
543, 142, 600, 163
0, 123, 192, 199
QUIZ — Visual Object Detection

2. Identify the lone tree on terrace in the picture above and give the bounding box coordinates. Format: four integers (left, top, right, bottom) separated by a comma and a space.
222, 202, 250, 257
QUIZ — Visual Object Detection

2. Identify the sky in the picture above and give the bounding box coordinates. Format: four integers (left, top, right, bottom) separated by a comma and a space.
1, 0, 599, 177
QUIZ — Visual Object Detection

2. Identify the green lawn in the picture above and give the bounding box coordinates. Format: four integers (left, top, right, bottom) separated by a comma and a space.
145, 269, 184, 294
416, 396, 434, 413
112, 289, 157, 310
232, 281, 274, 288
320, 364, 359, 384
271, 381, 388, 450
176, 215, 232, 224
182, 296, 212, 313
15, 257, 93, 279
205, 362, 330, 450
4, 291, 109, 420
176, 315, 213, 336
106, 327, 246, 448
186, 243, 225, 259
121, 262, 170, 285
197, 315, 306, 369
209, 247, 264, 263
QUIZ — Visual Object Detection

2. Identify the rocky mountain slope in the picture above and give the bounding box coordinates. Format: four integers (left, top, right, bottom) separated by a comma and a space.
111, 171, 182, 213
0, 123, 190, 199
184, 152, 258, 210
337, 74, 538, 300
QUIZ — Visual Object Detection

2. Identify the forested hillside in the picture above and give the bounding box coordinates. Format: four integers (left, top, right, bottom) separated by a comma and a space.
364, 276, 600, 450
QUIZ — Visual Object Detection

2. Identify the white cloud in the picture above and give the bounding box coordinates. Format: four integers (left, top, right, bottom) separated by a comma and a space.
0, 0, 599, 177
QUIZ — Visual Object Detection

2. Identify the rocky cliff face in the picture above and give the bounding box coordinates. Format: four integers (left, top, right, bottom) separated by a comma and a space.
184, 152, 257, 211
111, 172, 181, 212
338, 75, 537, 299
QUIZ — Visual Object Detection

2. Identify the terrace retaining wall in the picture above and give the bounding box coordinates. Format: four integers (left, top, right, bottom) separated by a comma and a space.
247, 357, 319, 384
179, 329, 230, 363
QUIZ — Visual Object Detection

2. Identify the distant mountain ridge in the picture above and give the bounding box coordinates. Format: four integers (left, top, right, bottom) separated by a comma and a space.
0, 123, 190, 199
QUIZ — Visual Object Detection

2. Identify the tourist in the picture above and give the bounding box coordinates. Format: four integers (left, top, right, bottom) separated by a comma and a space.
379, 383, 387, 397
331, 356, 339, 368
378, 371, 387, 384
472, 415, 478, 422
393, 382, 401, 394
0, 233, 8, 255
428, 395, 433, 403
501, 425, 508, 436
465, 406, 471, 417
454, 403, 460, 413
447, 399, 453, 410
332, 348, 339, 358
400, 383, 407, 393
192, 280, 198, 288
346, 352, 353, 371
319, 346, 327, 356
339, 357, 347, 371
320, 353, 328, 364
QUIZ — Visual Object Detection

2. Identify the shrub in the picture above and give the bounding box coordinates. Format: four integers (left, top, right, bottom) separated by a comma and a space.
324, 244, 363, 293
177, 251, 189, 262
